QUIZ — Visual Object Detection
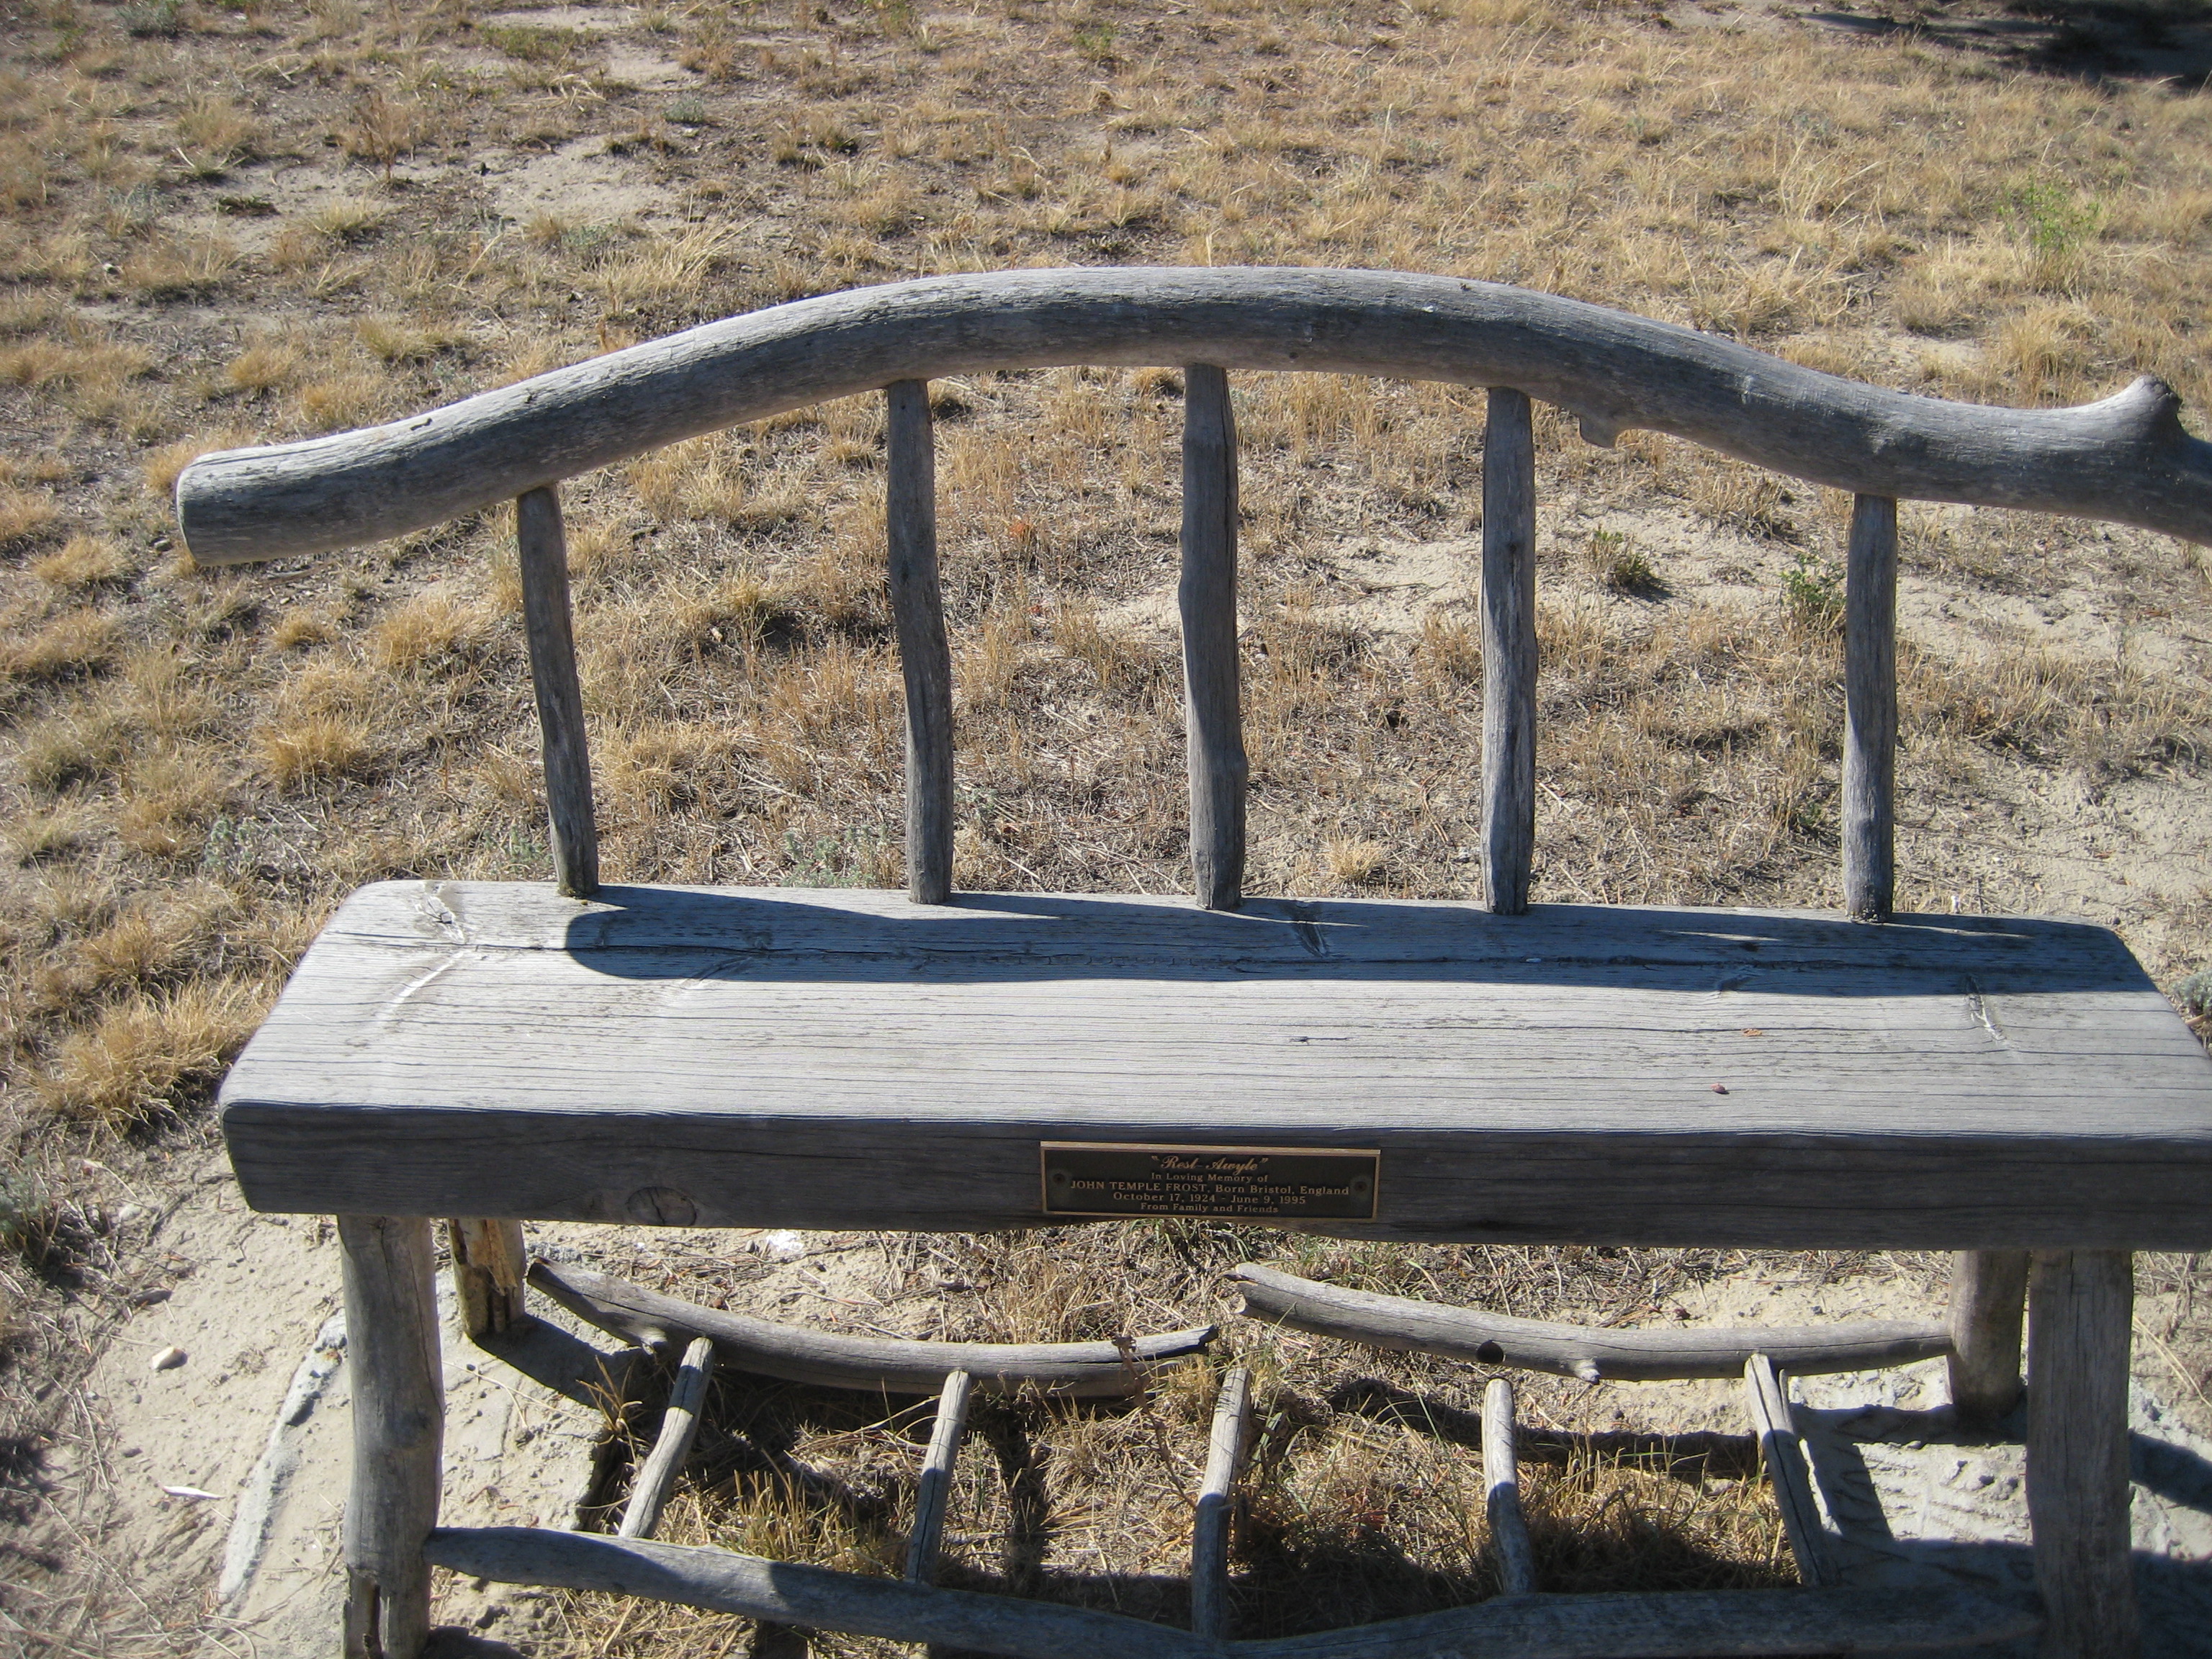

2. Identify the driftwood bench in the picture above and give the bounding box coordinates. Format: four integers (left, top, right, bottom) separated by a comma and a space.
178, 267, 2212, 1658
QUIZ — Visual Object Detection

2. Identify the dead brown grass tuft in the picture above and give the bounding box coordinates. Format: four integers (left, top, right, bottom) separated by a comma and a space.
0, 483, 60, 550
30, 534, 132, 591
0, 608, 117, 686
39, 976, 263, 1125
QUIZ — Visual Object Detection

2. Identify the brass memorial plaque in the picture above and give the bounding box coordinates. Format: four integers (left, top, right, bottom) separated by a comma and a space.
1040, 1143, 1380, 1221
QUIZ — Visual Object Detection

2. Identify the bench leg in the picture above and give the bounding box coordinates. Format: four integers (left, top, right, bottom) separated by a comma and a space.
1948, 1249, 2030, 1422
448, 1217, 529, 1341
339, 1215, 444, 1659
2027, 1249, 2137, 1658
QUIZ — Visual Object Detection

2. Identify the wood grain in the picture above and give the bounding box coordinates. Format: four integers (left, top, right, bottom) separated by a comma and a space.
217, 882, 2212, 1247
516, 487, 598, 899
1482, 1377, 1537, 1596
1190, 1365, 1252, 1640
338, 1215, 442, 1659
423, 1526, 2040, 1657
1233, 1265, 1951, 1380
2028, 1250, 2139, 1658
529, 1261, 1212, 1396
1481, 387, 1537, 916
886, 379, 953, 906
1947, 1249, 2030, 1423
619, 1336, 716, 1542
1180, 363, 1245, 909
1743, 1355, 1832, 1588
1843, 493, 1898, 921
176, 269, 2212, 565
905, 1370, 972, 1583
448, 1217, 529, 1341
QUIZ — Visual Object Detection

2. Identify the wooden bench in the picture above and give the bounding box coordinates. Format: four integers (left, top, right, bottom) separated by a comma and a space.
179, 267, 2212, 1659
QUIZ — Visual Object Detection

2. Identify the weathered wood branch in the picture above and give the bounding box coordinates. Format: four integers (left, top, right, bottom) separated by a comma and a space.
619, 1335, 716, 1542
885, 379, 953, 906
1180, 362, 1245, 911
516, 485, 598, 898
423, 1527, 2038, 1657
1742, 1355, 1832, 1588
529, 1262, 1212, 1396
1482, 1377, 1537, 1597
905, 1369, 973, 1584
1231, 1265, 1951, 1382
1842, 493, 1897, 922
177, 268, 2212, 565
1480, 387, 1537, 917
1191, 1366, 1253, 1640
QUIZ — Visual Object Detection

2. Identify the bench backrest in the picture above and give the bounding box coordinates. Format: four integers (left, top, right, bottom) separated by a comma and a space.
175, 266, 2212, 921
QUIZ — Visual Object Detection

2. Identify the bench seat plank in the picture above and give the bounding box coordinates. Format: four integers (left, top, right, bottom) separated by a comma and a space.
217, 881, 2212, 1248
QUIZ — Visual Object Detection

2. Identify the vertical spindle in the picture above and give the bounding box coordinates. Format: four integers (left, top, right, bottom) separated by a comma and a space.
904, 1369, 974, 1584
516, 485, 599, 899
1180, 363, 1246, 910
1743, 1354, 1832, 1588
886, 380, 954, 904
1482, 1377, 1537, 1596
1190, 1365, 1254, 1640
1843, 493, 1898, 921
619, 1336, 716, 1541
1481, 387, 1537, 916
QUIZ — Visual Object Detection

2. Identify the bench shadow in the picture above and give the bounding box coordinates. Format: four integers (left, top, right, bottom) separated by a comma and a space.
1802, 0, 2212, 87
544, 884, 2143, 998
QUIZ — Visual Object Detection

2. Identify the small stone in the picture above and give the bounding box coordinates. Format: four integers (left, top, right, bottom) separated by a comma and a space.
150, 1346, 187, 1372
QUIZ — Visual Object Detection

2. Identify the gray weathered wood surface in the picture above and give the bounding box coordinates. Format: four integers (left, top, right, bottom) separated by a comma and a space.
448, 1216, 529, 1341
530, 1260, 1212, 1396
1481, 387, 1537, 916
1947, 1249, 2030, 1423
423, 1526, 2039, 1656
619, 1336, 716, 1542
1742, 1355, 1832, 1589
905, 1369, 972, 1583
2027, 1250, 2139, 1658
1190, 1365, 1252, 1640
217, 882, 2212, 1246
1842, 493, 1897, 921
1481, 1377, 1537, 1597
1233, 1265, 1951, 1379
338, 1215, 442, 1659
176, 268, 2212, 565
516, 486, 598, 899
886, 379, 953, 906
1179, 363, 1245, 909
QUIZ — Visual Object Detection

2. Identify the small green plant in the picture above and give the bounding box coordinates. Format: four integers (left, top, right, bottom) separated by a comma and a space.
1584, 527, 1660, 594
1072, 18, 1118, 61
665, 96, 711, 127
2002, 176, 2104, 262
1780, 546, 1844, 633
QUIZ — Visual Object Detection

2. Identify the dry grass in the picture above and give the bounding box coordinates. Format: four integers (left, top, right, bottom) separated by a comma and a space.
4, 0, 2212, 1650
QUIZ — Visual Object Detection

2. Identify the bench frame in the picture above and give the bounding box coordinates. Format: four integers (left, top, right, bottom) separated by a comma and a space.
176, 268, 2212, 1658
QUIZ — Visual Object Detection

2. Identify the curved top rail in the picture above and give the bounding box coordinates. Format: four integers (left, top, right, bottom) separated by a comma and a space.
176, 266, 2212, 564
